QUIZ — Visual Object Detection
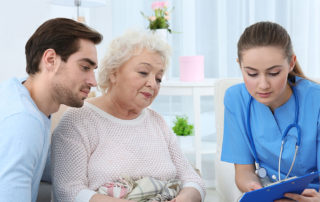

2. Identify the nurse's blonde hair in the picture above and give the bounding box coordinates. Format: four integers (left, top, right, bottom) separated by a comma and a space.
237, 21, 308, 83
98, 29, 171, 93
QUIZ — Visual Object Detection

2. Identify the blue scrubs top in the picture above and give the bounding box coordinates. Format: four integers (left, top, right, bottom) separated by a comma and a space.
221, 77, 320, 189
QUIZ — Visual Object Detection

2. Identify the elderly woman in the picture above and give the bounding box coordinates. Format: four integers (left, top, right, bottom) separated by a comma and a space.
51, 30, 206, 202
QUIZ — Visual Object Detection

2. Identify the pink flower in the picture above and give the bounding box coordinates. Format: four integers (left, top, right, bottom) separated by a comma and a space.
149, 16, 156, 21
164, 15, 170, 20
151, 2, 162, 10
162, 1, 169, 8
151, 1, 169, 10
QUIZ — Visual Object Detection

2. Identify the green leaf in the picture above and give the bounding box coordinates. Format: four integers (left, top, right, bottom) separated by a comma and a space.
172, 115, 194, 136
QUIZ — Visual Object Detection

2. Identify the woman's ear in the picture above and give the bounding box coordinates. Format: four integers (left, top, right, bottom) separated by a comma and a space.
109, 68, 117, 84
289, 55, 296, 72
236, 58, 242, 68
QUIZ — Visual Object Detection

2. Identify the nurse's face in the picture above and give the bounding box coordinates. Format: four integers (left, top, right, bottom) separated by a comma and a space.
239, 46, 296, 111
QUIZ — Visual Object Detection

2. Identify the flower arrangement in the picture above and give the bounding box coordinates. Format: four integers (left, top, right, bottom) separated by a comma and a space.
172, 115, 194, 136
141, 1, 172, 33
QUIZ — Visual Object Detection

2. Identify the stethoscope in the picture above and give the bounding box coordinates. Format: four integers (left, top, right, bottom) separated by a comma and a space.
246, 85, 301, 182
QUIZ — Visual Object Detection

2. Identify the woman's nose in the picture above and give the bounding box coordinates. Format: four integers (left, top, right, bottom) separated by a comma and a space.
258, 76, 270, 90
146, 76, 157, 88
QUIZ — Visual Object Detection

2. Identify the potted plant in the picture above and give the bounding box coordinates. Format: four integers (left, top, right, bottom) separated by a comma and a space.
140, 1, 173, 34
172, 115, 194, 136
172, 115, 194, 149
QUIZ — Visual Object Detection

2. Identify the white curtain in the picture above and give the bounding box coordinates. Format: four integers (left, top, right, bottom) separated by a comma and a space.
110, 0, 320, 79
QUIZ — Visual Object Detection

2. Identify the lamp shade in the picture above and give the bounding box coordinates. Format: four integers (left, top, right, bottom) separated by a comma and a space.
50, 0, 106, 7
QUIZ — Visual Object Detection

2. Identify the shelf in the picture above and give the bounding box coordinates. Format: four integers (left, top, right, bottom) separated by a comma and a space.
179, 140, 216, 155
159, 79, 216, 172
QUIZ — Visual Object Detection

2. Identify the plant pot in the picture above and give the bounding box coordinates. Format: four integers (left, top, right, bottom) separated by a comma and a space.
153, 29, 168, 42
152, 29, 170, 80
179, 55, 204, 82
177, 135, 194, 150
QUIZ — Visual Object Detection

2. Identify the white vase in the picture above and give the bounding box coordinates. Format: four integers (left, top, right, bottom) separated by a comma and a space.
153, 28, 168, 42
152, 29, 170, 80
177, 136, 194, 151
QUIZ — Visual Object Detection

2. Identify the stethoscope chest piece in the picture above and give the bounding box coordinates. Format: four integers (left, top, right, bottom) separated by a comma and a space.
256, 167, 267, 178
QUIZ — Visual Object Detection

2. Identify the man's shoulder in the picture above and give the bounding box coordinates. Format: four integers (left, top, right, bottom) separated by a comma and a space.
0, 77, 44, 126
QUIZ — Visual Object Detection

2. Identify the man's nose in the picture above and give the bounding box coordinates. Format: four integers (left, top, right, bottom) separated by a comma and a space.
87, 71, 97, 87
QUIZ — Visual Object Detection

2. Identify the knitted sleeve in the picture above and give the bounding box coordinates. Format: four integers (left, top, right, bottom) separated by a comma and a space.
152, 110, 206, 200
51, 108, 98, 202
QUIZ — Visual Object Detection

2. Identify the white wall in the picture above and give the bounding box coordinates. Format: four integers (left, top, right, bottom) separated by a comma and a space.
0, 0, 112, 82
0, 0, 50, 81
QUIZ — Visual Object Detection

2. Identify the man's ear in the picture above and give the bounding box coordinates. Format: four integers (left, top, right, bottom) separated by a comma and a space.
41, 49, 59, 72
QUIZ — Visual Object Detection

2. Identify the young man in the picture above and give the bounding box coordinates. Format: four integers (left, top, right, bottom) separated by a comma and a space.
0, 18, 102, 202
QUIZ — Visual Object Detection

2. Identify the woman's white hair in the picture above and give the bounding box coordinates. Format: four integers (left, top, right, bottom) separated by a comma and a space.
98, 29, 171, 93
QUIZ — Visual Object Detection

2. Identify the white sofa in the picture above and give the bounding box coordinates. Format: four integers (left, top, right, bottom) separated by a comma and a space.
214, 78, 243, 202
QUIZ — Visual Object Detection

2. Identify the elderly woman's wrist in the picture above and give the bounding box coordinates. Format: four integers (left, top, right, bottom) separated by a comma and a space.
177, 187, 202, 202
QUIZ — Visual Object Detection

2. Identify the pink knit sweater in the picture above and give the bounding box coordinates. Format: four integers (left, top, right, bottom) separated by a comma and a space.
52, 102, 205, 202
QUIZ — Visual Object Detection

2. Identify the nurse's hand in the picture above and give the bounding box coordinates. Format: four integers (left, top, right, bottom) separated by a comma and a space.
274, 189, 320, 202
246, 181, 263, 191
235, 164, 263, 192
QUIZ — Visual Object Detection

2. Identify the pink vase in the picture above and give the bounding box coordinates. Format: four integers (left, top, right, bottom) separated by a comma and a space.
179, 56, 204, 82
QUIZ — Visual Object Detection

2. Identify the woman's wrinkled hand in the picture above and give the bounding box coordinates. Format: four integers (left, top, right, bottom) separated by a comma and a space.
90, 193, 136, 202
166, 187, 201, 202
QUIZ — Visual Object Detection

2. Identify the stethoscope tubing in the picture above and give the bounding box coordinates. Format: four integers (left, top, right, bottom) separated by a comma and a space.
246, 85, 301, 181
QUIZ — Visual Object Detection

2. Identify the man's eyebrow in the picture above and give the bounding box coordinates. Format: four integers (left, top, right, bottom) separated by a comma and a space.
80, 58, 96, 66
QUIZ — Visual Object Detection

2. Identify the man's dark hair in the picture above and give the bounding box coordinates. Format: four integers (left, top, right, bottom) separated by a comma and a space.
25, 18, 103, 75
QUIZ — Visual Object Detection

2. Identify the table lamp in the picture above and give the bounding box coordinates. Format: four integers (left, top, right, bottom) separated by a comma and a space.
50, 0, 106, 23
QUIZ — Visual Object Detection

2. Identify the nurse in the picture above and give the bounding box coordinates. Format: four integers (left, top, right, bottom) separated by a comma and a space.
221, 21, 320, 201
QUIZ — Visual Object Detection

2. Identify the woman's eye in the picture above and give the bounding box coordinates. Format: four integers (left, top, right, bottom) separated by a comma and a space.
269, 72, 280, 76
247, 72, 258, 77
156, 78, 162, 83
139, 72, 148, 76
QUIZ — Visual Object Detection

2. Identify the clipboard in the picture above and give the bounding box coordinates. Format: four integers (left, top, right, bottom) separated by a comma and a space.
240, 172, 320, 202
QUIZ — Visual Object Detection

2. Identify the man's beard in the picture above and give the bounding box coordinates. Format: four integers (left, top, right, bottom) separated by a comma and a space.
53, 83, 87, 108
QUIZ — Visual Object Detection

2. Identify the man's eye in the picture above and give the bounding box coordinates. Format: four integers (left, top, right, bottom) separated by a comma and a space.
156, 78, 162, 83
81, 66, 90, 71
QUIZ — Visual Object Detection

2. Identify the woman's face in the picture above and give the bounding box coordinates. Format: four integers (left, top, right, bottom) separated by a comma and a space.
110, 49, 164, 111
239, 46, 296, 111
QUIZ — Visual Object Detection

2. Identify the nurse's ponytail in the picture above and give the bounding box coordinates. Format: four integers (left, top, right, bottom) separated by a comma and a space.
237, 21, 307, 83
